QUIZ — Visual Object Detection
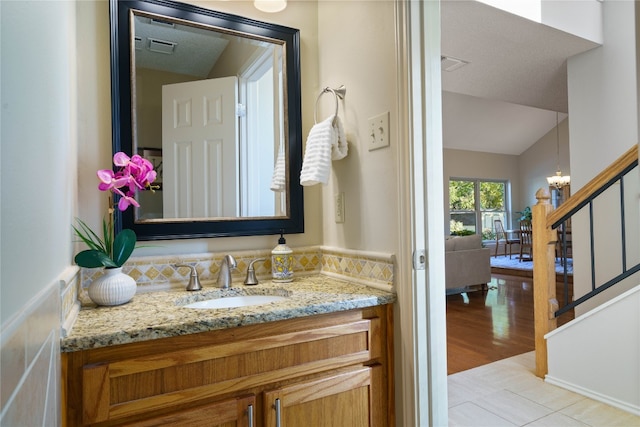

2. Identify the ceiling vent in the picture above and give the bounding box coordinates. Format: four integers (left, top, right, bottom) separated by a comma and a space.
441, 55, 469, 72
148, 38, 177, 54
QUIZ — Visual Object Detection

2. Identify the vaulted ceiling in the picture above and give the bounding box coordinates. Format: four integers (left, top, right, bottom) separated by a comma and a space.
441, 1, 599, 155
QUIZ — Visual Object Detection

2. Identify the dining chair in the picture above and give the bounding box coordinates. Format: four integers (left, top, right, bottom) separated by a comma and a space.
494, 219, 518, 258
557, 221, 572, 265
519, 220, 533, 261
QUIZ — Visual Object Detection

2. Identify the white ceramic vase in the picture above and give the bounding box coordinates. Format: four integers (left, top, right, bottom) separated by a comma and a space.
87, 267, 137, 306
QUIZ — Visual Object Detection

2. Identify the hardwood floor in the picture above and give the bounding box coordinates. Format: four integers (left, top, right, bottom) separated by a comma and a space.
446, 273, 574, 375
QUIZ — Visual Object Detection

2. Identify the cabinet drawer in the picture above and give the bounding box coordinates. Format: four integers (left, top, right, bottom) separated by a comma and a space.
122, 395, 255, 427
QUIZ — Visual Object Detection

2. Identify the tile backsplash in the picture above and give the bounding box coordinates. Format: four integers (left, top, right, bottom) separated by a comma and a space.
320, 246, 395, 285
80, 246, 395, 291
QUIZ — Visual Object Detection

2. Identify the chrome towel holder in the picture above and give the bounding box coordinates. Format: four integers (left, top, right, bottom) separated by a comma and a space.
314, 85, 346, 125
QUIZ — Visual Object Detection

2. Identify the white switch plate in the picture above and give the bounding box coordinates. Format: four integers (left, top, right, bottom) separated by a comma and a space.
368, 111, 390, 151
335, 192, 345, 223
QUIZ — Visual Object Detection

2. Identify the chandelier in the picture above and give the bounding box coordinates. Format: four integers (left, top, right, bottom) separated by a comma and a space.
547, 112, 570, 189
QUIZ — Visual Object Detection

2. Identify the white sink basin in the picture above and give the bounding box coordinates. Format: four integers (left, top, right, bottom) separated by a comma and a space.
183, 295, 288, 309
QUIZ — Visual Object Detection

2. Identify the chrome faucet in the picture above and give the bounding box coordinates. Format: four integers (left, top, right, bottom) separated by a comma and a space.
244, 258, 266, 286
175, 264, 202, 291
217, 255, 237, 289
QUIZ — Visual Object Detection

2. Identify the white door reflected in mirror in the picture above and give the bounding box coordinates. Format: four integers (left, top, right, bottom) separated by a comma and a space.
162, 77, 239, 218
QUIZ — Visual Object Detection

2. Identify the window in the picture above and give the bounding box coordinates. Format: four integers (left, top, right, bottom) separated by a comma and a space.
449, 179, 508, 240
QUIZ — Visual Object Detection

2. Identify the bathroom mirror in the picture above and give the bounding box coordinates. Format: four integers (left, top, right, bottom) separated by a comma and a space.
110, 0, 303, 240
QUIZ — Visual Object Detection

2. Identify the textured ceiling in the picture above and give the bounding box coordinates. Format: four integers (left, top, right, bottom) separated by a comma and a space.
134, 15, 228, 78
441, 1, 600, 155
443, 92, 568, 155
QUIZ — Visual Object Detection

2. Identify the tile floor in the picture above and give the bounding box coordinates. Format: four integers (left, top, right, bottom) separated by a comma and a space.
448, 352, 640, 426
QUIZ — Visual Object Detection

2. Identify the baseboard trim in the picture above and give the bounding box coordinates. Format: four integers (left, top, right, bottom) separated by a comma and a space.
545, 375, 640, 416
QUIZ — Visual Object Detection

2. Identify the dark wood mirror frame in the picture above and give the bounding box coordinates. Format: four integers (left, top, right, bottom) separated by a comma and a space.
110, 0, 303, 240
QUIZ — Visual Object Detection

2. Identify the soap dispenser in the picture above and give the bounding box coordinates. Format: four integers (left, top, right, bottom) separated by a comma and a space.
271, 230, 293, 282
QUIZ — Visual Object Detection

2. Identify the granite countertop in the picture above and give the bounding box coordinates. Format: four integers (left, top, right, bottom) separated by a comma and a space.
61, 275, 396, 352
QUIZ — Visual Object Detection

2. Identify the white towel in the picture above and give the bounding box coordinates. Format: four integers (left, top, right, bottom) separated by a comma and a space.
300, 115, 348, 186
270, 144, 286, 192
330, 116, 348, 160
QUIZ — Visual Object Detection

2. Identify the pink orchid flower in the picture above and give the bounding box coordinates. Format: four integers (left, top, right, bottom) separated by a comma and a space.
97, 169, 128, 191
97, 151, 158, 211
130, 155, 156, 185
113, 188, 141, 211
113, 152, 131, 167
142, 170, 157, 186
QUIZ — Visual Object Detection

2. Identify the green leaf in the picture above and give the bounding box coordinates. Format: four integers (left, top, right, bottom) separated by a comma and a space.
73, 218, 107, 253
74, 250, 117, 268
112, 229, 136, 267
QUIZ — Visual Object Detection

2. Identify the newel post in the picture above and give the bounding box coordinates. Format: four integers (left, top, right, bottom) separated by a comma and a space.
532, 188, 558, 378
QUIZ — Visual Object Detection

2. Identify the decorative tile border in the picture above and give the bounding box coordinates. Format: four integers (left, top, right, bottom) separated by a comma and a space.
59, 266, 81, 337
79, 246, 394, 292
320, 246, 395, 288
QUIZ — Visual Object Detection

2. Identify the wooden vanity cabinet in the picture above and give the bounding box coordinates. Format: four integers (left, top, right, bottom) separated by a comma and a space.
62, 305, 394, 427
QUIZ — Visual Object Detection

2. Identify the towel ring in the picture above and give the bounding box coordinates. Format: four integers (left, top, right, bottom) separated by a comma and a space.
314, 85, 346, 125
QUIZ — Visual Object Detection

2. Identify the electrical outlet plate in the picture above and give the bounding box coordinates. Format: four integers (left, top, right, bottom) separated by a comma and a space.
335, 192, 345, 223
368, 111, 390, 151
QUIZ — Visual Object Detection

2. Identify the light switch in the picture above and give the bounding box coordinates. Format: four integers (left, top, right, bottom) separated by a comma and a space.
368, 111, 390, 151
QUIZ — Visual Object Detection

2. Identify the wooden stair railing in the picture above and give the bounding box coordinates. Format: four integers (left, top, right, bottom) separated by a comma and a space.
532, 144, 639, 378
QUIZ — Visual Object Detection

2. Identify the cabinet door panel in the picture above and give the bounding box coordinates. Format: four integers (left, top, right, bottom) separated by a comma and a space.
264, 367, 372, 427
280, 387, 369, 426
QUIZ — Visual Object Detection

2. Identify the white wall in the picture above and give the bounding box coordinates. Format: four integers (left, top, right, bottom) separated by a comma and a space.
542, 0, 602, 45
479, 0, 603, 45
518, 117, 570, 208
77, 1, 322, 258
567, 0, 640, 315
315, 1, 405, 422
546, 286, 640, 415
316, 1, 399, 254
76, 0, 113, 257
1, 0, 75, 323
0, 1, 77, 424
